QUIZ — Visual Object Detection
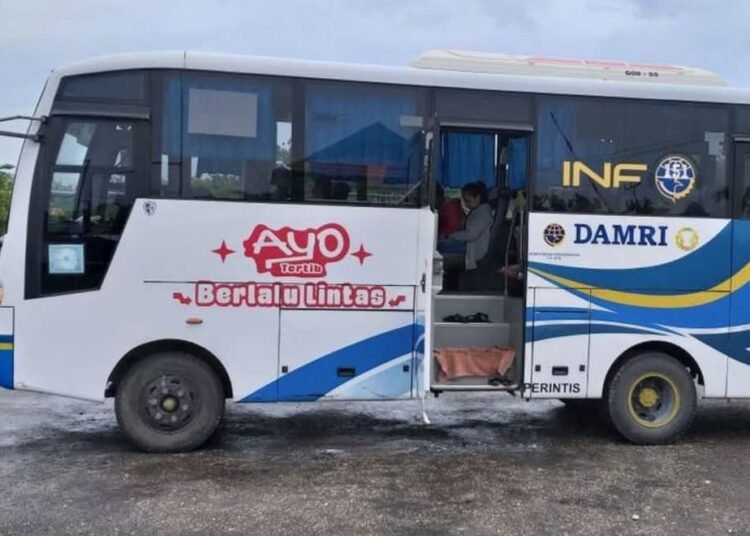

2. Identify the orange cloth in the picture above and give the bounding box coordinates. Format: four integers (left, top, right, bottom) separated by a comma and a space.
435, 346, 515, 382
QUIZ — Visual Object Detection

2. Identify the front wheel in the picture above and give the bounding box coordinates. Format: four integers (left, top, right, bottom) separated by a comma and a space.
115, 352, 225, 453
606, 352, 696, 445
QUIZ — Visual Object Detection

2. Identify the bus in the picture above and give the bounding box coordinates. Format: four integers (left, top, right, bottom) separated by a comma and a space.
1, 49, 749, 452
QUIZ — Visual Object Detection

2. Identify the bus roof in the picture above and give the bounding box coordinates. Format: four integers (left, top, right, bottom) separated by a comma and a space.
48, 50, 750, 106
413, 49, 727, 87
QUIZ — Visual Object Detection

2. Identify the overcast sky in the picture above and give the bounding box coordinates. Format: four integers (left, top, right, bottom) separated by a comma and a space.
1, 0, 748, 165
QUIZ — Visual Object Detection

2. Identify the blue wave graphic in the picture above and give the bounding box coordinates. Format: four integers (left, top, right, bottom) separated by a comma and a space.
242, 325, 415, 402
530, 221, 733, 293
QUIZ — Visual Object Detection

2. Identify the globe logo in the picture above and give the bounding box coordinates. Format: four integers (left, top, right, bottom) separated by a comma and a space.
655, 155, 696, 202
543, 223, 566, 247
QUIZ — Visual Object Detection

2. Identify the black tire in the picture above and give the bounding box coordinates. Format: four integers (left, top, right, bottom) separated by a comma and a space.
115, 352, 224, 453
606, 352, 696, 445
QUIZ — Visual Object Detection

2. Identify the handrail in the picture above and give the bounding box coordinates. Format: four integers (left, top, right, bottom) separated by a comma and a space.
503, 207, 526, 296
503, 209, 519, 296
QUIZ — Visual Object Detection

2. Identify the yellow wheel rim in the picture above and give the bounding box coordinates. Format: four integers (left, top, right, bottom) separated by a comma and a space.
627, 372, 680, 429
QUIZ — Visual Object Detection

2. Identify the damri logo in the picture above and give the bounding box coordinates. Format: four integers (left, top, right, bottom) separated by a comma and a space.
543, 223, 566, 247
574, 223, 669, 246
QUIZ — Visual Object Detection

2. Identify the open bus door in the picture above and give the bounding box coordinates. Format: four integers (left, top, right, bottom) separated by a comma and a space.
415, 114, 439, 399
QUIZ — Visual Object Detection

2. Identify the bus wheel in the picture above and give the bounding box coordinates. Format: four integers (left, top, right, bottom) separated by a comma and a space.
606, 352, 696, 445
115, 352, 225, 453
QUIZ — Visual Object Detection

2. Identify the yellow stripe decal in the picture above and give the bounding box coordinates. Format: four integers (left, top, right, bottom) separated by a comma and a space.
0, 343, 14, 351
530, 262, 750, 309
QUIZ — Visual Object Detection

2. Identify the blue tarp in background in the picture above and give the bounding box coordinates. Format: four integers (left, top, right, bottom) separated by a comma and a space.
305, 85, 423, 184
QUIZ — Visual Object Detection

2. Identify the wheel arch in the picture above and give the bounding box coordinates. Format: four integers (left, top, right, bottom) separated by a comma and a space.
105, 339, 233, 399
603, 340, 704, 396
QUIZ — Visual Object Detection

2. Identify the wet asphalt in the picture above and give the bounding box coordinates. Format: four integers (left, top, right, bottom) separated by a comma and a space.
1, 389, 750, 536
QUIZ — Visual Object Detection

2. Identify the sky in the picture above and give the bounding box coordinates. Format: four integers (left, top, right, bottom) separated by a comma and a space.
1, 0, 749, 165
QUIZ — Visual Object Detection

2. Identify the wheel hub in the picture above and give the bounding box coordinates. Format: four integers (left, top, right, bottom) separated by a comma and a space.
140, 375, 198, 431
161, 395, 179, 412
627, 373, 680, 429
638, 387, 659, 408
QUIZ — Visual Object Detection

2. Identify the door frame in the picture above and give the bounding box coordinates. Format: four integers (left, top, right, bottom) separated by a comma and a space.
25, 114, 150, 299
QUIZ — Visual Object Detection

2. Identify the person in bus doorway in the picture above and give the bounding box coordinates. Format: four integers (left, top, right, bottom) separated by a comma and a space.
436, 184, 464, 238
449, 182, 493, 290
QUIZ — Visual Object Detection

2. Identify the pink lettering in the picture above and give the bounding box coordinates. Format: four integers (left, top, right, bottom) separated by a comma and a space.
243, 223, 351, 278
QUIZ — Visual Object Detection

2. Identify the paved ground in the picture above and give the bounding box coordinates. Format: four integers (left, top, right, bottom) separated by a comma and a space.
1, 390, 750, 536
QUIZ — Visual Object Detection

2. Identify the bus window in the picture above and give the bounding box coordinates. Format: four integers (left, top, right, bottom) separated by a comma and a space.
48, 172, 83, 233
736, 106, 750, 134
533, 97, 730, 218
59, 71, 147, 103
735, 143, 750, 218
303, 82, 427, 206
180, 74, 293, 201
36, 118, 145, 296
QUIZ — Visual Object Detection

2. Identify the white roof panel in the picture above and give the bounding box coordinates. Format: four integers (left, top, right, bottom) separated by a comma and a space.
412, 49, 727, 87
47, 50, 750, 106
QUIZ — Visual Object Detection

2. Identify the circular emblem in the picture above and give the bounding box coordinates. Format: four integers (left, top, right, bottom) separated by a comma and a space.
143, 200, 157, 216
675, 227, 699, 252
543, 223, 566, 247
655, 155, 696, 202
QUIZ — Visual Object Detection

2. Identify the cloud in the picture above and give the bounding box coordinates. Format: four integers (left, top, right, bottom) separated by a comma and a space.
0, 0, 748, 164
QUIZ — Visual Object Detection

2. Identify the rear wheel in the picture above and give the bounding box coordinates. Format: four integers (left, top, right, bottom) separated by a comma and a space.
606, 352, 696, 445
115, 352, 224, 453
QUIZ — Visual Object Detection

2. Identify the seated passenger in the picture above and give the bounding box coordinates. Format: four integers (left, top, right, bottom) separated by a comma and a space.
331, 181, 351, 200
449, 182, 493, 278
270, 167, 292, 201
312, 177, 332, 199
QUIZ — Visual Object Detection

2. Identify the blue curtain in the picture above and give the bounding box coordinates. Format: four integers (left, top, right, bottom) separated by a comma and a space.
162, 76, 182, 157
440, 132, 495, 188
305, 85, 422, 183
507, 137, 528, 189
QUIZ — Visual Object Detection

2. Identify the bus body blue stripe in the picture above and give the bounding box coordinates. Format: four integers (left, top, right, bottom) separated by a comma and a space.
0, 336, 13, 390
241, 325, 415, 402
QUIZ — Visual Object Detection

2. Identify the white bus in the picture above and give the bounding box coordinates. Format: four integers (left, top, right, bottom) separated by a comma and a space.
2, 50, 750, 452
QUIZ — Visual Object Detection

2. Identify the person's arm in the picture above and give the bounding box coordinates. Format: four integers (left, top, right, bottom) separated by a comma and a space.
501, 264, 525, 281
450, 206, 492, 242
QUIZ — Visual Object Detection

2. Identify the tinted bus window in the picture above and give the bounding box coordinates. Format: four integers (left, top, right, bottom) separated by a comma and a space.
154, 73, 294, 201
59, 71, 147, 102
737, 106, 750, 134
436, 89, 532, 125
533, 97, 730, 217
303, 82, 427, 206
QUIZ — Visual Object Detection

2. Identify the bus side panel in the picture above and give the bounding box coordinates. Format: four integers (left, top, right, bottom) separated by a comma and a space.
724, 219, 750, 397
527, 212, 731, 399
266, 308, 415, 401
14, 279, 281, 402
15, 201, 422, 402
529, 286, 590, 398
